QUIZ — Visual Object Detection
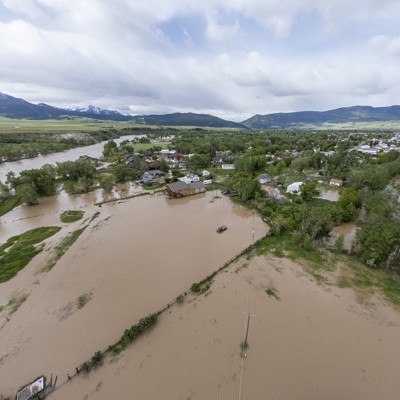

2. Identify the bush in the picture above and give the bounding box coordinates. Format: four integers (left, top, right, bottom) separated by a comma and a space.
191, 283, 201, 293
60, 210, 85, 223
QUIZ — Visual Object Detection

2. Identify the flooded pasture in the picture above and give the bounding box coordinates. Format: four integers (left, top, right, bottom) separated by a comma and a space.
54, 254, 400, 400
0, 183, 142, 243
0, 191, 267, 397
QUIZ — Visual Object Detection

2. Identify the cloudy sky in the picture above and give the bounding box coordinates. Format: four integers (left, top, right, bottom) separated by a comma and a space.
1, 0, 400, 120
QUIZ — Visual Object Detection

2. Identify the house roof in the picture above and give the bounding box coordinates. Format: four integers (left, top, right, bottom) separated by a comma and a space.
257, 173, 271, 181
143, 169, 163, 176
168, 181, 205, 191
287, 182, 303, 191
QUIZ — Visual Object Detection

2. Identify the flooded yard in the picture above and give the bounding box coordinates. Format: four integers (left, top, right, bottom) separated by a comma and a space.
317, 188, 340, 202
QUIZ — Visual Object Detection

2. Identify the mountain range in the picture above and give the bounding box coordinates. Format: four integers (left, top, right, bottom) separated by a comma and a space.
0, 92, 246, 128
2, 92, 400, 129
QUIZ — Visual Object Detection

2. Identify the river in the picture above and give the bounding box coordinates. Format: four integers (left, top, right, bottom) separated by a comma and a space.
0, 134, 141, 183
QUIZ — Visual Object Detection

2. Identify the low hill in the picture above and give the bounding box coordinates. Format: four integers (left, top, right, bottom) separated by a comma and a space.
242, 105, 400, 129
130, 112, 246, 128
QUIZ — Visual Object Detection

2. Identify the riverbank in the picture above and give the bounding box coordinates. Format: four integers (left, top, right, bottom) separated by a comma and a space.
0, 191, 267, 397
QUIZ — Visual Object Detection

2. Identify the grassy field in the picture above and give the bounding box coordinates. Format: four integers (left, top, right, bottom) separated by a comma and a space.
134, 142, 169, 151
293, 120, 400, 130
0, 226, 61, 283
0, 118, 245, 134
0, 117, 132, 134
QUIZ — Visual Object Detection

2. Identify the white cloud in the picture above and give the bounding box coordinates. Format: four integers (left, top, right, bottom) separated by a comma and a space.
205, 11, 239, 42
0, 0, 400, 118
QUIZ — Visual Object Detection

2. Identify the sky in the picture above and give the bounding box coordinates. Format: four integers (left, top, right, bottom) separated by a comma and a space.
1, 0, 400, 121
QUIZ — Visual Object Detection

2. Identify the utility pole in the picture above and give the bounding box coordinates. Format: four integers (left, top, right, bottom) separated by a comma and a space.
238, 285, 256, 400
242, 311, 256, 350
252, 213, 255, 244
244, 313, 251, 348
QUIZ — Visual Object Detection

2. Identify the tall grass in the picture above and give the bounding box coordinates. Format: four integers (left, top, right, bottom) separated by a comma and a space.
0, 195, 20, 217
42, 227, 87, 272
0, 226, 61, 283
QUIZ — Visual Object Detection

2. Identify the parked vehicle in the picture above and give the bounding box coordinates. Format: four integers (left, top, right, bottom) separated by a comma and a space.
221, 190, 237, 197
216, 225, 227, 233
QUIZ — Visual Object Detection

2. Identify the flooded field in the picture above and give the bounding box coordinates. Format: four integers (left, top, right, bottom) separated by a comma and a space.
1, 191, 399, 399
0, 183, 142, 243
54, 255, 400, 400
0, 191, 267, 397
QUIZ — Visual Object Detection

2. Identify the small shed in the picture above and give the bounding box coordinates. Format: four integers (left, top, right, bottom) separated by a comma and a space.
16, 376, 45, 400
165, 181, 206, 198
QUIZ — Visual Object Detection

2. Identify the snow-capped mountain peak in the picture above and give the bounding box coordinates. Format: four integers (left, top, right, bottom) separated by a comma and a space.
72, 105, 124, 116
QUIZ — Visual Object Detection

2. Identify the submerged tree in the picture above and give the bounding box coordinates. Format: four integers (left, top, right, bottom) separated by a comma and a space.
16, 183, 39, 205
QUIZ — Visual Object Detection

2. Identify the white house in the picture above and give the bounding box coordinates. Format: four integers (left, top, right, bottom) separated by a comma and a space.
329, 178, 343, 187
286, 181, 304, 194
178, 173, 199, 184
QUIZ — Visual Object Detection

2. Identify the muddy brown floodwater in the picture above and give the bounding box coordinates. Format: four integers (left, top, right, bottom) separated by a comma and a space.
1, 191, 399, 400
317, 188, 339, 202
51, 255, 400, 400
0, 191, 267, 397
0, 184, 143, 243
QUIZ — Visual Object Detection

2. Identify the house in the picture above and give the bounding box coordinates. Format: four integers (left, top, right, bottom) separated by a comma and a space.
212, 156, 223, 165
202, 170, 211, 177
358, 146, 378, 155
329, 178, 343, 187
286, 181, 304, 194
178, 173, 199, 184
141, 169, 164, 184
165, 181, 206, 198
257, 173, 272, 184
